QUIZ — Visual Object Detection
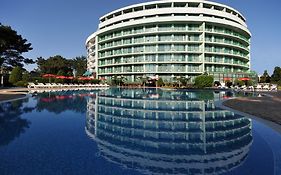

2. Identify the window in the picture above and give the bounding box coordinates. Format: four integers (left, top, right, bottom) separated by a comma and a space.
114, 40, 122, 46
134, 27, 144, 34
134, 55, 144, 62
158, 44, 172, 51
159, 35, 172, 41
114, 49, 122, 55
123, 56, 133, 63
145, 64, 156, 72
123, 66, 132, 72
145, 35, 156, 42
134, 36, 144, 43
158, 24, 172, 31
205, 35, 212, 42
188, 34, 200, 41
174, 24, 186, 31
187, 44, 200, 51
145, 54, 156, 62
205, 55, 212, 62
123, 29, 132, 35
123, 47, 132, 54
187, 54, 200, 62
145, 45, 156, 52
158, 3, 172, 8
134, 46, 144, 53
158, 54, 172, 62
145, 25, 157, 32
174, 44, 185, 51
123, 38, 132, 44
188, 24, 200, 31
158, 64, 172, 72
174, 34, 185, 41
173, 54, 186, 61
114, 31, 122, 37
174, 2, 187, 7
134, 65, 143, 72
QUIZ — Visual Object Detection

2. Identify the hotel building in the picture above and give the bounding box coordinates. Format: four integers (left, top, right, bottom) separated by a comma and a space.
86, 0, 251, 83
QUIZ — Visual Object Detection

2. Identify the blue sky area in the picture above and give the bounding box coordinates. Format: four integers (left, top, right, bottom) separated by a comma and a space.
1, 0, 280, 74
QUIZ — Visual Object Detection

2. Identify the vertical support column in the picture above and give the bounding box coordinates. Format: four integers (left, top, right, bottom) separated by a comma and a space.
94, 96, 98, 136
202, 100, 206, 154
202, 22, 206, 74
95, 35, 99, 79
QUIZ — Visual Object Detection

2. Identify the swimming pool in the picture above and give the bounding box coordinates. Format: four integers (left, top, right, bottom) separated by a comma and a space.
0, 88, 280, 175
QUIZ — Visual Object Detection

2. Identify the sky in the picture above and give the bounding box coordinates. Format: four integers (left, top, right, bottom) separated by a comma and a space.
1, 0, 280, 74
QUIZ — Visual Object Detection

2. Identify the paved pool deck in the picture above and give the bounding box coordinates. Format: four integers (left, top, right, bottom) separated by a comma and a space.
223, 91, 281, 126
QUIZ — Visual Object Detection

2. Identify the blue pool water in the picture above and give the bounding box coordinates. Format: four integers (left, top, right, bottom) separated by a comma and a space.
0, 88, 281, 175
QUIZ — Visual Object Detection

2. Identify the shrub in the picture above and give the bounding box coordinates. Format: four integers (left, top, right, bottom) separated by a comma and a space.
156, 78, 164, 87
9, 67, 23, 85
194, 75, 214, 88
90, 79, 101, 84
14, 81, 28, 87
234, 79, 245, 86
22, 72, 31, 82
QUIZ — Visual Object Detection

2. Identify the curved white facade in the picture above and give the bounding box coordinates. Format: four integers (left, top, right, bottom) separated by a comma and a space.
86, 0, 251, 83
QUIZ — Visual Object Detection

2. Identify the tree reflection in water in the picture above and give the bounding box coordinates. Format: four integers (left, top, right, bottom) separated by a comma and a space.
35, 91, 95, 114
0, 99, 32, 146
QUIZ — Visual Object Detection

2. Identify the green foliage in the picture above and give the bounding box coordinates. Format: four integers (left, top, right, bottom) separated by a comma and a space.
0, 24, 34, 68
9, 66, 23, 85
260, 70, 271, 83
90, 79, 100, 84
173, 76, 190, 87
194, 75, 214, 88
271, 66, 281, 83
246, 80, 254, 86
111, 75, 126, 86
36, 55, 72, 75
54, 78, 64, 84
36, 55, 87, 77
156, 78, 164, 87
14, 80, 28, 87
70, 56, 87, 76
22, 72, 30, 82
195, 91, 214, 101
57, 70, 66, 76
234, 79, 245, 86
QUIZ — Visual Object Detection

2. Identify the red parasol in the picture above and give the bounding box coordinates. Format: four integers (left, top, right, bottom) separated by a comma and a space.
66, 76, 74, 80
56, 76, 67, 79
223, 77, 232, 81
239, 77, 250, 81
78, 77, 92, 80
42, 74, 56, 78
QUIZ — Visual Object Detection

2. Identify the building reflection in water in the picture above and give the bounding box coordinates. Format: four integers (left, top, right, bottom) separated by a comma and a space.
86, 89, 252, 175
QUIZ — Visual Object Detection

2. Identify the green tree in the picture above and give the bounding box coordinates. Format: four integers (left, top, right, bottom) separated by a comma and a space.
70, 56, 87, 76
194, 75, 214, 88
156, 78, 164, 87
260, 70, 271, 83
22, 71, 30, 82
173, 76, 190, 87
111, 75, 126, 86
9, 66, 23, 85
0, 24, 33, 68
36, 55, 72, 75
234, 79, 245, 86
271, 66, 281, 83
137, 75, 148, 87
